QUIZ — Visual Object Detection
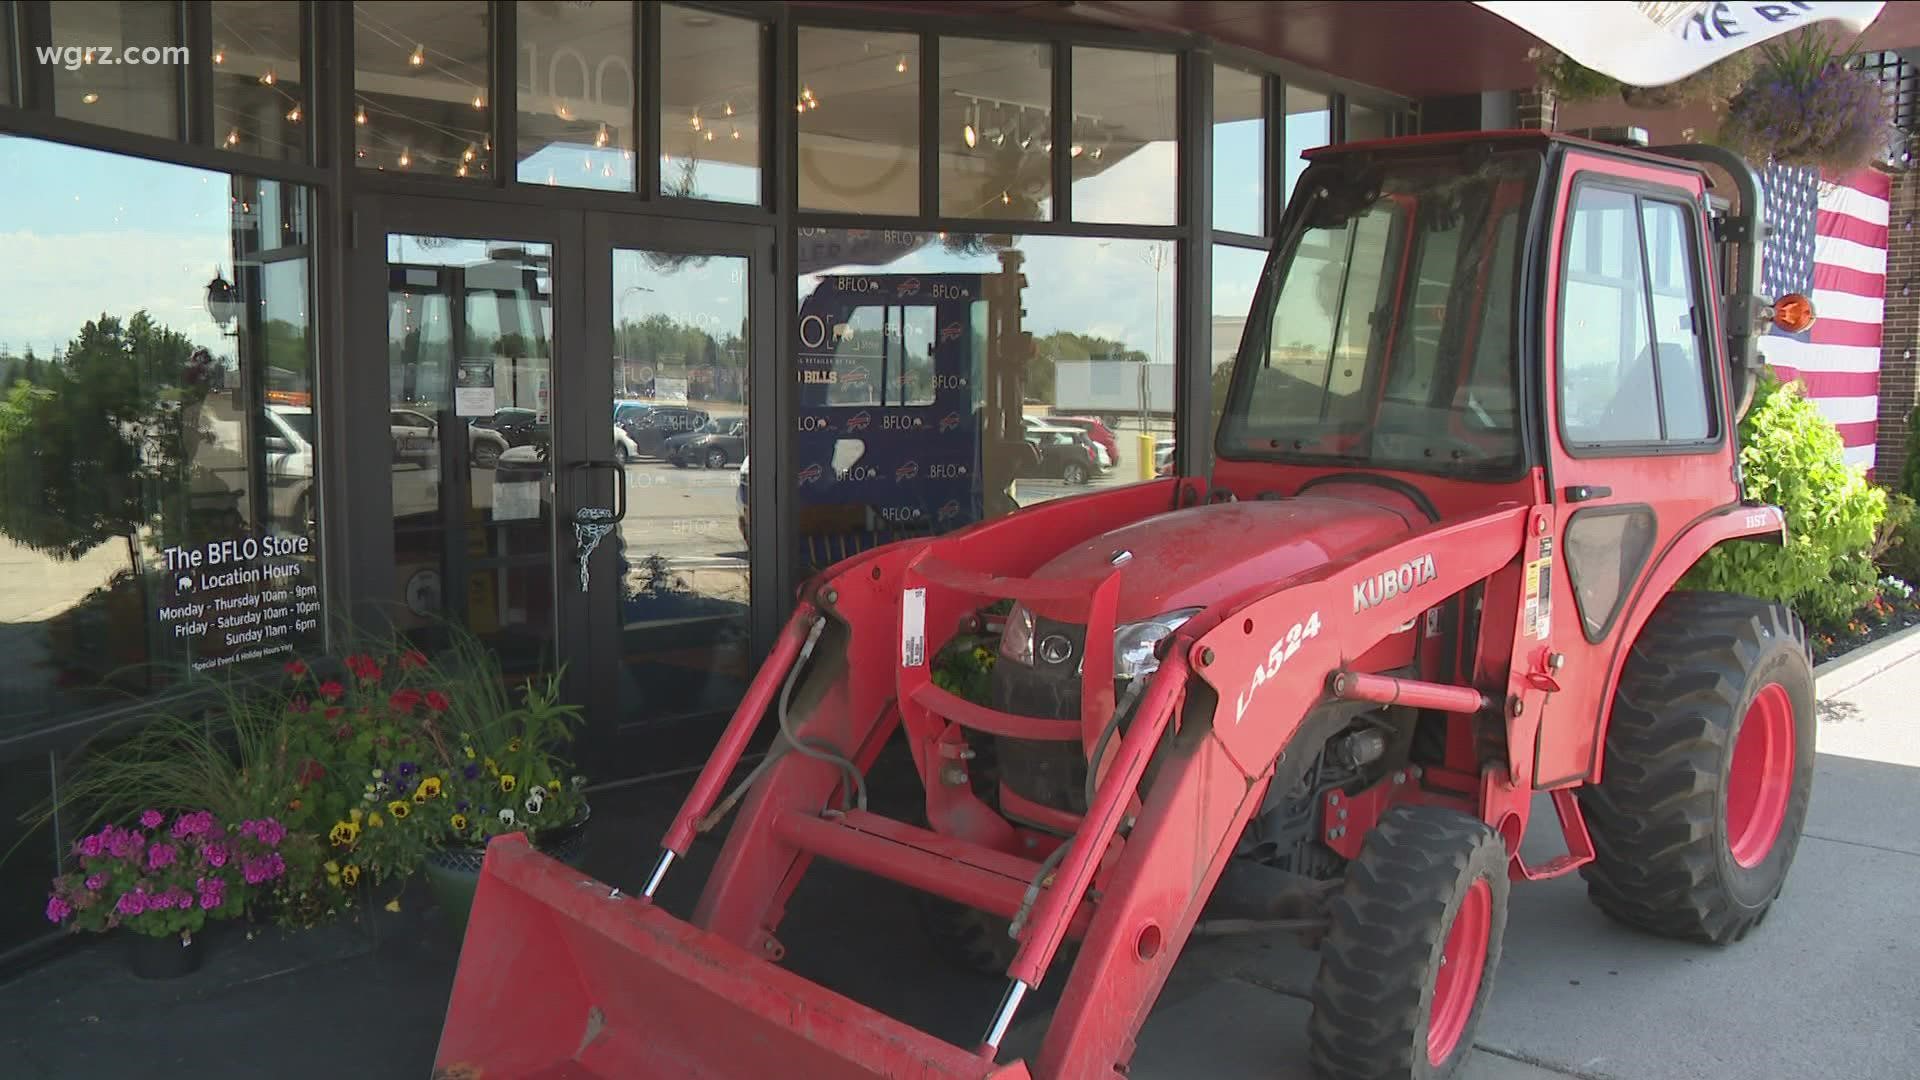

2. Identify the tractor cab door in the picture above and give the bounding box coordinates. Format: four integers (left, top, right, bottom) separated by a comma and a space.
1530, 148, 1737, 788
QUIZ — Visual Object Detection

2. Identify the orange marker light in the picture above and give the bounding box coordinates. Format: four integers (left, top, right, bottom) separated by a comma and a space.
1772, 293, 1816, 334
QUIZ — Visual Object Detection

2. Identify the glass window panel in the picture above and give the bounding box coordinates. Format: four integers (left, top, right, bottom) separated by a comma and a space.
1347, 102, 1392, 143
1281, 86, 1330, 204
0, 135, 323, 732
609, 250, 751, 722
793, 230, 1173, 575
1213, 65, 1265, 236
1211, 244, 1269, 439
385, 235, 555, 660
797, 28, 919, 215
355, 2, 491, 178
516, 0, 635, 191
940, 37, 1053, 220
1071, 47, 1176, 225
1562, 187, 1658, 444
1641, 201, 1714, 440
50, 1, 184, 138
661, 5, 761, 203
212, 1, 307, 161
2, 6, 16, 107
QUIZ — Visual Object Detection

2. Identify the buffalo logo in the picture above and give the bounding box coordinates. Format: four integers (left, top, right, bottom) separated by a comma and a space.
895, 461, 919, 483
1353, 553, 1438, 612
844, 410, 872, 432
938, 412, 962, 433
1039, 635, 1074, 666
939, 322, 963, 343
897, 278, 920, 297
937, 500, 962, 524
797, 463, 824, 486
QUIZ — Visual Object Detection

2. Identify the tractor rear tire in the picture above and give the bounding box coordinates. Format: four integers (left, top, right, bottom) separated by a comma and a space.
1308, 805, 1509, 1080
1577, 592, 1815, 945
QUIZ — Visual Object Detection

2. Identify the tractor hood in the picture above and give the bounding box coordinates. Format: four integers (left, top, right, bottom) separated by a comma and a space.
1028, 494, 1419, 625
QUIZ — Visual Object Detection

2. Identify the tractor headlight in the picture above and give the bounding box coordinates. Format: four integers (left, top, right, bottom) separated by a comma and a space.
1000, 604, 1037, 666
1113, 608, 1202, 681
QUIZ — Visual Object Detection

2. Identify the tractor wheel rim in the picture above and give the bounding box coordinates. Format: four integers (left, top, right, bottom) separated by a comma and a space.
1727, 682, 1795, 868
1428, 877, 1491, 1066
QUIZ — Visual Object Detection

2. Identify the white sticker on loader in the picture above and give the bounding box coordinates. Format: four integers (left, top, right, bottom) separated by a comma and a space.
902, 587, 927, 667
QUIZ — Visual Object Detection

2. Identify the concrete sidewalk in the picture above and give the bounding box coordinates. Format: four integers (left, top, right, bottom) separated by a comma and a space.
1014, 634, 1920, 1080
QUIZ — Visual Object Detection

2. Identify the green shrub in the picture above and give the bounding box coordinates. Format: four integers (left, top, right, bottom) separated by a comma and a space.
1874, 491, 1920, 586
1899, 403, 1920, 503
1682, 370, 1886, 622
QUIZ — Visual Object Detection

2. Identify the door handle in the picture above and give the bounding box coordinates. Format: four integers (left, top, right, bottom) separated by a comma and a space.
568, 458, 628, 523
1563, 484, 1612, 503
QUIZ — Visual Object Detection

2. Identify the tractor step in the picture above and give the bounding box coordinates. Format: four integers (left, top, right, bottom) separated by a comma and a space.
434, 836, 1034, 1080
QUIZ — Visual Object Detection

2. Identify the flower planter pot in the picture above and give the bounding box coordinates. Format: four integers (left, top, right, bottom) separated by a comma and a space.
127, 930, 204, 979
422, 806, 591, 939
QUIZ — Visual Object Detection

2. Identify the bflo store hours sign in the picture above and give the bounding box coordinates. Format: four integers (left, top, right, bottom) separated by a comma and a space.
157, 530, 321, 672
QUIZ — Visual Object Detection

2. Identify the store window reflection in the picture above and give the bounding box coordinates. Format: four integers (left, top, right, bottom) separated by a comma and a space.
1212, 65, 1265, 236
797, 28, 920, 215
1211, 244, 1269, 439
1071, 47, 1177, 225
385, 236, 554, 671
791, 229, 1173, 574
213, 1, 308, 161
1282, 87, 1331, 202
50, 1, 182, 138
660, 5, 762, 204
515, 0, 636, 192
0, 135, 322, 731
939, 38, 1054, 220
610, 250, 750, 722
355, 2, 492, 177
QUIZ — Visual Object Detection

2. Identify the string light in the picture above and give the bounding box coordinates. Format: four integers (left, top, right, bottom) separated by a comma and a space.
81, 92, 99, 105
595, 125, 610, 148
730, 126, 742, 141
260, 69, 276, 86
225, 129, 241, 147
286, 105, 302, 122
704, 129, 715, 142
724, 102, 735, 117
896, 55, 908, 74
213, 50, 225, 65
457, 164, 468, 177
1070, 143, 1084, 157
355, 106, 368, 125
1001, 190, 1011, 205
691, 112, 702, 131
472, 94, 485, 110
462, 146, 476, 162
398, 149, 411, 167
409, 45, 425, 67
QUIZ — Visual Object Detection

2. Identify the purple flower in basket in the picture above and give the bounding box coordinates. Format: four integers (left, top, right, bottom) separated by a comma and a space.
78, 833, 105, 859
171, 811, 215, 839
107, 828, 144, 860
84, 874, 106, 892
200, 890, 223, 911
463, 764, 480, 781
146, 843, 178, 871
240, 818, 287, 848
116, 890, 148, 917
45, 895, 71, 924
241, 855, 285, 885
139, 809, 164, 830
202, 843, 230, 869
398, 761, 419, 779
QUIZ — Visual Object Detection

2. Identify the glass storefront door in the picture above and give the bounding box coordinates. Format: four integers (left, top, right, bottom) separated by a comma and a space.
352, 199, 771, 781
582, 217, 773, 777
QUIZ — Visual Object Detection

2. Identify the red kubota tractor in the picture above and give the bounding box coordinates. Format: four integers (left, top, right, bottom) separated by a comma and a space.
434, 127, 1821, 1079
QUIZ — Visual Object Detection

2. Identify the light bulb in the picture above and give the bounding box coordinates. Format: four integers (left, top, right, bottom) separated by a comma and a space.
963, 123, 977, 148
730, 126, 741, 140
213, 51, 225, 65
896, 55, 908, 74
462, 146, 475, 162
595, 125, 609, 148
286, 105, 301, 122
81, 92, 99, 105
691, 112, 702, 131
260, 70, 275, 86
355, 148, 366, 159
472, 95, 484, 109
225, 129, 241, 147
457, 164, 468, 177
1091, 146, 1103, 159
355, 106, 367, 125
399, 149, 411, 167
484, 138, 491, 152
409, 45, 425, 67
1070, 143, 1084, 157
1001, 190, 1011, 205
796, 101, 807, 114
724, 102, 735, 117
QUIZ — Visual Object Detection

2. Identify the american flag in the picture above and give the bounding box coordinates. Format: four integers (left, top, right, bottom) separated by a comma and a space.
1759, 162, 1891, 472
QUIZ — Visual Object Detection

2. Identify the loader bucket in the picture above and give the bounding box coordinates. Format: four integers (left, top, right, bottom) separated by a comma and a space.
432, 835, 1032, 1080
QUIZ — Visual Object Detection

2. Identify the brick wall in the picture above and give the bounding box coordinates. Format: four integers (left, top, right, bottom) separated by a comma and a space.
1876, 168, 1919, 486
1516, 88, 1556, 131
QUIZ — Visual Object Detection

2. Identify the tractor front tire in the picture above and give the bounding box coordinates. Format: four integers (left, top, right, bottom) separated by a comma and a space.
1308, 805, 1509, 1080
1578, 592, 1815, 945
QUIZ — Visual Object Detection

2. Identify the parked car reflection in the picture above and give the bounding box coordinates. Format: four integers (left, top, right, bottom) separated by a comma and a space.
665, 419, 746, 469
390, 408, 510, 468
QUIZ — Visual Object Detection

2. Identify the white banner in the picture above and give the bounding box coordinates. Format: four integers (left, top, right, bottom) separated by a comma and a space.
1475, 1, 1886, 86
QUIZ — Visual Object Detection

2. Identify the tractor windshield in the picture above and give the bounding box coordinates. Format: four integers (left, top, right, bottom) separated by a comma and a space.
1218, 148, 1543, 477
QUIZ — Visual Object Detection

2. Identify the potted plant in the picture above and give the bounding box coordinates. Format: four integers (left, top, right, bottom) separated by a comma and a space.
44, 809, 290, 978
1529, 46, 1755, 110
1718, 31, 1893, 170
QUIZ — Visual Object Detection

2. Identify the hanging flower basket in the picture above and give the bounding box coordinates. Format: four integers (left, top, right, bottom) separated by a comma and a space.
1530, 47, 1755, 111
1718, 33, 1893, 172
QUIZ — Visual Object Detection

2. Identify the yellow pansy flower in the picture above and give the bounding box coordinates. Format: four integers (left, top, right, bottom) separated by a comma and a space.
499, 774, 517, 793
388, 800, 410, 820
450, 813, 469, 831
341, 864, 361, 886
547, 779, 562, 793
328, 821, 360, 847
368, 811, 385, 829
415, 776, 443, 802
507, 737, 522, 752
